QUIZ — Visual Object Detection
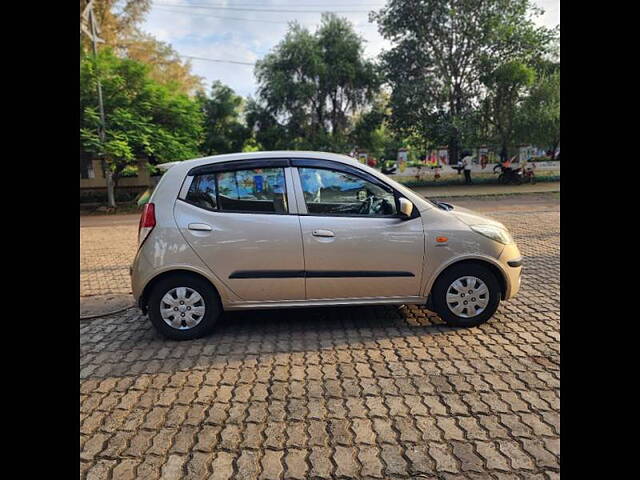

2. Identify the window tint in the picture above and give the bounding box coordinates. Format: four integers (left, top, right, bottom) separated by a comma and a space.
186, 168, 288, 213
186, 174, 217, 210
299, 168, 396, 216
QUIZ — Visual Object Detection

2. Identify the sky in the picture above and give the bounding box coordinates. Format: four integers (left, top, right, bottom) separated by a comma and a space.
140, 0, 560, 98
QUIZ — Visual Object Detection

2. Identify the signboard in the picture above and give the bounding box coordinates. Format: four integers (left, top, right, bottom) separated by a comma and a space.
518, 145, 537, 163
437, 148, 449, 165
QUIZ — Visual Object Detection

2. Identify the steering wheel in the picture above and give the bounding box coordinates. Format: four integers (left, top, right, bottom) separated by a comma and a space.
359, 196, 391, 215
359, 195, 374, 214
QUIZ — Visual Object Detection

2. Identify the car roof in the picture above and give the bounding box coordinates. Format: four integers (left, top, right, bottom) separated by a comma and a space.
158, 151, 360, 172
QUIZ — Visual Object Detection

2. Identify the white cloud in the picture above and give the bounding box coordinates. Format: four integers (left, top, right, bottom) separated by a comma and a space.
140, 0, 559, 97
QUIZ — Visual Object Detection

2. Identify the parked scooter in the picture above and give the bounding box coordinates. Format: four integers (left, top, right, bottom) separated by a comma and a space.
381, 161, 397, 175
493, 163, 523, 185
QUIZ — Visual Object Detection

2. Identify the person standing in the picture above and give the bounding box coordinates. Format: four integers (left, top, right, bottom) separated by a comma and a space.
461, 151, 473, 184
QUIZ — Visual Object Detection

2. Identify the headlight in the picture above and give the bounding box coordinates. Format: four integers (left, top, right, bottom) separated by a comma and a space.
470, 225, 514, 245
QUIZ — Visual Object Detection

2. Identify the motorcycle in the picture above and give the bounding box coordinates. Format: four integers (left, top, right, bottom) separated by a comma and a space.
381, 162, 397, 175
493, 163, 523, 185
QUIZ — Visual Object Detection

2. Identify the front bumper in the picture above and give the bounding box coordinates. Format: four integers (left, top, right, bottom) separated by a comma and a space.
498, 243, 523, 300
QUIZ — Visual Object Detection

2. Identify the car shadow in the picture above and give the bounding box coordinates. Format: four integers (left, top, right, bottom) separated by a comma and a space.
79, 303, 482, 382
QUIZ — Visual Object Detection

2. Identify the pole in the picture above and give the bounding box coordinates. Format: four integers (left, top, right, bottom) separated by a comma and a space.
85, 1, 116, 208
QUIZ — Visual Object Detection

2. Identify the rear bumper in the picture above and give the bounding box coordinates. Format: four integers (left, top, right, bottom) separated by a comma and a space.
130, 248, 152, 305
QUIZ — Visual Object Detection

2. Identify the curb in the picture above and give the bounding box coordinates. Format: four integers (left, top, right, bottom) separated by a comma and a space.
80, 305, 136, 322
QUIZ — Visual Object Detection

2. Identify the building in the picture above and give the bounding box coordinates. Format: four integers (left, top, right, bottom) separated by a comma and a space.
80, 158, 155, 203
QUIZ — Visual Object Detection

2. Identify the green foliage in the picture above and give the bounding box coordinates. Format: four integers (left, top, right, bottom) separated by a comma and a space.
244, 98, 289, 151
241, 137, 262, 153
80, 48, 204, 181
254, 13, 380, 151
80, 2, 559, 199
373, 0, 557, 161
480, 61, 536, 153
514, 65, 560, 156
350, 94, 402, 159
198, 81, 251, 155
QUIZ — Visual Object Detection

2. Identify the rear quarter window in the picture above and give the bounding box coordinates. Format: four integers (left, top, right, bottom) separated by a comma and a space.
186, 174, 218, 210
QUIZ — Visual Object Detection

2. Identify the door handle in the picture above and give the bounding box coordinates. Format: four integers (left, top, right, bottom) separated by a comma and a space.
188, 223, 212, 231
312, 229, 335, 238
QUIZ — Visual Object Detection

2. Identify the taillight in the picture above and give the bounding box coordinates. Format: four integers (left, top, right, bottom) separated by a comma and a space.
138, 202, 156, 248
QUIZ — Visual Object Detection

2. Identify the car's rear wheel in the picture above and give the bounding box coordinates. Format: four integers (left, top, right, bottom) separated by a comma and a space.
148, 273, 221, 340
432, 263, 501, 327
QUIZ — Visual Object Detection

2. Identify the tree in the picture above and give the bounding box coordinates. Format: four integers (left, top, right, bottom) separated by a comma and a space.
350, 93, 402, 160
515, 66, 560, 158
199, 81, 251, 155
120, 33, 204, 95
244, 98, 290, 151
254, 13, 380, 151
81, 1, 203, 96
480, 61, 536, 159
80, 49, 203, 206
373, 0, 556, 164
80, 0, 151, 49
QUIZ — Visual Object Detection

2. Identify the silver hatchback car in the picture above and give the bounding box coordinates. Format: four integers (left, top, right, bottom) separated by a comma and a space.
131, 151, 522, 340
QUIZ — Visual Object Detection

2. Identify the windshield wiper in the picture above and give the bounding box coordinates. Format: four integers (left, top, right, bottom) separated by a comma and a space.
434, 200, 453, 211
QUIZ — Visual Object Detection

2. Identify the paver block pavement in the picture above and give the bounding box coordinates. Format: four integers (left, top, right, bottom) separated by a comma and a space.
80, 206, 559, 479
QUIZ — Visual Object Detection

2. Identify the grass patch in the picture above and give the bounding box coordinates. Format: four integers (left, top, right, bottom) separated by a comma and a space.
399, 173, 560, 188
80, 202, 143, 216
427, 191, 561, 202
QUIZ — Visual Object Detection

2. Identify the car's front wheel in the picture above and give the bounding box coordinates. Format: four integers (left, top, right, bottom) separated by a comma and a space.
431, 263, 501, 327
148, 273, 221, 340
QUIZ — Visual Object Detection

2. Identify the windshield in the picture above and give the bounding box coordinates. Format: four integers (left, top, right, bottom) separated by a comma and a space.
373, 169, 441, 209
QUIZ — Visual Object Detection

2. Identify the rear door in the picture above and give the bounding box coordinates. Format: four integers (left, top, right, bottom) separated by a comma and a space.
174, 159, 305, 302
292, 159, 425, 300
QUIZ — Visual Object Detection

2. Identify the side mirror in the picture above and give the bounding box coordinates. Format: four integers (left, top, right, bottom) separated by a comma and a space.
398, 197, 414, 219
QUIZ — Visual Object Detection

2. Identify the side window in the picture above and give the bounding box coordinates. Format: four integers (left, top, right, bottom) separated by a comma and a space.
186, 168, 288, 213
298, 167, 397, 216
186, 174, 217, 211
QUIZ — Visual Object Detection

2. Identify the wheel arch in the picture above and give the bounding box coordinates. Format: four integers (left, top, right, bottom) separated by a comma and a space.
138, 268, 222, 314
425, 257, 508, 303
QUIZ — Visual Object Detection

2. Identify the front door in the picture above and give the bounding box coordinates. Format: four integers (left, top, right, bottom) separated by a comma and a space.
174, 162, 305, 302
293, 163, 425, 300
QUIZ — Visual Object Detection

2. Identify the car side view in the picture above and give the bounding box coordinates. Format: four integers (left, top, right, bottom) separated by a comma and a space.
131, 151, 522, 340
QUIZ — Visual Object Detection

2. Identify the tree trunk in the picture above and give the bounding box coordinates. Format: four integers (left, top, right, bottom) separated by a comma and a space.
103, 159, 117, 208
448, 128, 460, 166
106, 173, 116, 208
500, 143, 508, 163
550, 138, 559, 160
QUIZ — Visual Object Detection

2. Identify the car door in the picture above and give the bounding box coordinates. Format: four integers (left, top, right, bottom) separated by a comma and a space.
173, 159, 306, 302
291, 159, 425, 300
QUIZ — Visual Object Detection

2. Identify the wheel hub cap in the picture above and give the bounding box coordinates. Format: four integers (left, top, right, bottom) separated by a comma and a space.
160, 287, 205, 330
445, 276, 489, 318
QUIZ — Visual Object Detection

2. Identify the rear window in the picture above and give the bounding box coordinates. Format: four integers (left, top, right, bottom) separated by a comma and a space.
185, 168, 288, 214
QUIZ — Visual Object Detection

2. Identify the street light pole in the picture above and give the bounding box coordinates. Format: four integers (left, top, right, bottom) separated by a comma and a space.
88, 7, 105, 143
82, 0, 116, 208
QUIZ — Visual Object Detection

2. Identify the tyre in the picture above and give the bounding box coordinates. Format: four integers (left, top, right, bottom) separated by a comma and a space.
148, 273, 221, 340
498, 174, 507, 184
431, 263, 501, 327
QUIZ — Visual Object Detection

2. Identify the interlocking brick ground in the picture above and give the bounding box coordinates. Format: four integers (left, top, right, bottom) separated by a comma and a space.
80, 223, 137, 297
80, 202, 559, 479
